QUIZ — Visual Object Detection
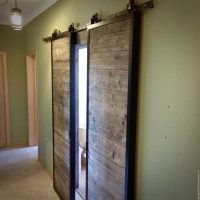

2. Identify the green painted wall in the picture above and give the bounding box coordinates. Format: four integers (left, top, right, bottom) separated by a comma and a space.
24, 0, 200, 199
0, 25, 28, 145
24, 0, 128, 174
137, 0, 200, 199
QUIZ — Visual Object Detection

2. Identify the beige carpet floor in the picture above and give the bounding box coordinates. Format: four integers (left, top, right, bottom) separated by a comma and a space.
0, 146, 59, 200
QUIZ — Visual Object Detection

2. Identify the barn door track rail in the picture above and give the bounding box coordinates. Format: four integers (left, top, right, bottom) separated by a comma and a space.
42, 0, 154, 43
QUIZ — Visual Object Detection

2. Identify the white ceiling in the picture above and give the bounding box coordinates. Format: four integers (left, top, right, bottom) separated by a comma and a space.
0, 0, 58, 26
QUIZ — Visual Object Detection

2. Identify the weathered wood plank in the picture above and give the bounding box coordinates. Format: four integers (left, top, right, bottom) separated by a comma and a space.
90, 31, 130, 53
55, 170, 70, 200
90, 50, 129, 60
88, 131, 126, 183
52, 37, 71, 200
88, 116, 127, 142
90, 57, 129, 70
89, 46, 129, 54
88, 160, 124, 200
89, 130, 126, 168
53, 90, 70, 109
54, 132, 70, 163
88, 17, 131, 200
89, 69, 128, 92
52, 39, 70, 61
89, 100, 127, 133
90, 18, 131, 38
89, 87, 127, 110
89, 116, 126, 148
53, 104, 70, 140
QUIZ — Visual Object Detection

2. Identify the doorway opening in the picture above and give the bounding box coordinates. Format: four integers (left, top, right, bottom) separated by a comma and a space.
26, 51, 38, 147
0, 52, 10, 148
75, 45, 87, 199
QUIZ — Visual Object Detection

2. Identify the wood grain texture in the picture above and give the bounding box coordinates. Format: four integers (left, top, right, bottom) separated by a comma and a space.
52, 37, 71, 200
88, 18, 131, 200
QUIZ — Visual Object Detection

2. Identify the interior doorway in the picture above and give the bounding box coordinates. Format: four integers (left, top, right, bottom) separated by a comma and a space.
0, 52, 10, 148
26, 51, 38, 147
75, 45, 87, 199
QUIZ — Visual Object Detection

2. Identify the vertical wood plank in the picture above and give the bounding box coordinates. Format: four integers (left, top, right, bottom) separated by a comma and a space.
52, 37, 71, 200
88, 18, 131, 200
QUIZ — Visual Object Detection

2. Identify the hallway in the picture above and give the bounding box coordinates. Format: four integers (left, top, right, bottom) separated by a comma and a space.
0, 147, 59, 200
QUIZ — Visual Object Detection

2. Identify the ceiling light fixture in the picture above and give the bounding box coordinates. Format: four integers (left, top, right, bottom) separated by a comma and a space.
10, 0, 23, 30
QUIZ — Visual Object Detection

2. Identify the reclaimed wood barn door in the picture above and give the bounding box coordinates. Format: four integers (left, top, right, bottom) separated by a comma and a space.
51, 35, 71, 200
87, 15, 133, 200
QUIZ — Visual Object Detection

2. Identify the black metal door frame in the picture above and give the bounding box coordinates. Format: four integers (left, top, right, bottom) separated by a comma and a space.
125, 10, 141, 200
69, 32, 77, 200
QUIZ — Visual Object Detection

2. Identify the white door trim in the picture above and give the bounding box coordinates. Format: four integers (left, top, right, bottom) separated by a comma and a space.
0, 51, 10, 146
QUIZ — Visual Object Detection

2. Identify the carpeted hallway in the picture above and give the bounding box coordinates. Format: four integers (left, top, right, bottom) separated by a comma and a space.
0, 147, 59, 200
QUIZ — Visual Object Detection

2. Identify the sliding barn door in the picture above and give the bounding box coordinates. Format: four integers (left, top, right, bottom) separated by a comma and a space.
87, 16, 132, 200
52, 36, 71, 200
